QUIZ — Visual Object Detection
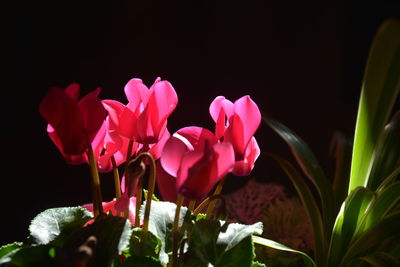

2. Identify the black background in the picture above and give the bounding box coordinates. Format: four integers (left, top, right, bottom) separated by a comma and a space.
3, 0, 400, 245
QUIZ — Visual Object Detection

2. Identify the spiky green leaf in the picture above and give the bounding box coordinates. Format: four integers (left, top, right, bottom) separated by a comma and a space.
349, 19, 400, 192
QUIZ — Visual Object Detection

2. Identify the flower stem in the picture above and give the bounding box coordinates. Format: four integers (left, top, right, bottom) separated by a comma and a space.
111, 156, 121, 199
134, 175, 143, 226
111, 156, 121, 216
124, 140, 134, 219
205, 176, 226, 218
172, 195, 184, 267
140, 153, 156, 256
87, 146, 103, 217
125, 140, 134, 170
188, 200, 196, 212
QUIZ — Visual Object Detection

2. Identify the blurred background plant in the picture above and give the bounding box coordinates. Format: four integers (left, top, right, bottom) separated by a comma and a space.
218, 179, 314, 266
256, 19, 400, 266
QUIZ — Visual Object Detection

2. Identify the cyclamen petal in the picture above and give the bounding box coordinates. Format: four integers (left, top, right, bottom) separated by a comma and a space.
209, 95, 261, 175
175, 126, 218, 151
64, 83, 80, 101
47, 124, 87, 164
233, 95, 261, 147
156, 160, 179, 203
150, 79, 178, 124
136, 79, 178, 144
104, 77, 177, 145
232, 137, 260, 176
78, 88, 106, 142
159, 127, 235, 200
83, 198, 136, 225
209, 96, 234, 139
102, 100, 137, 139
39, 84, 106, 157
124, 78, 151, 110
160, 136, 187, 177
178, 142, 234, 199
224, 114, 246, 160
145, 128, 170, 160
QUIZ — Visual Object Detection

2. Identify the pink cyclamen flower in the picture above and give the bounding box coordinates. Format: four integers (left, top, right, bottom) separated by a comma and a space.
209, 95, 261, 176
159, 127, 235, 200
39, 83, 106, 163
91, 118, 138, 172
82, 198, 136, 225
103, 77, 178, 145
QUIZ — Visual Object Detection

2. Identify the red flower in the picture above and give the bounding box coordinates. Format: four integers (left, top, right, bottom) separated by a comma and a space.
209, 95, 261, 176
39, 83, 106, 162
103, 77, 178, 145
159, 127, 234, 200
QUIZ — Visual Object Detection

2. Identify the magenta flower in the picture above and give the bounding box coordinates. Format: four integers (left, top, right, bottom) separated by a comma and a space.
159, 127, 235, 200
103, 77, 178, 145
39, 83, 106, 163
91, 118, 138, 172
82, 198, 136, 225
209, 95, 261, 176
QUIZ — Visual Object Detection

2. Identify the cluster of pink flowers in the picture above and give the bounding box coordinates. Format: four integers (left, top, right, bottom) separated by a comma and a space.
39, 77, 261, 222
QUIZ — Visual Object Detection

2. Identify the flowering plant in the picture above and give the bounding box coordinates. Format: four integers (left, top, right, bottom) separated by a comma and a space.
1, 19, 399, 267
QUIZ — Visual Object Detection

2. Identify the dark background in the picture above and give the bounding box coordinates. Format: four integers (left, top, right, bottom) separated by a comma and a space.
3, 0, 400, 244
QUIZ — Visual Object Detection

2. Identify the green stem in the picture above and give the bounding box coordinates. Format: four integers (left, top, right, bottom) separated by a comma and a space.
193, 195, 222, 216
111, 156, 122, 199
111, 156, 121, 216
124, 140, 134, 219
134, 175, 143, 226
172, 195, 184, 267
205, 176, 226, 218
87, 146, 103, 217
140, 152, 157, 256
193, 197, 210, 216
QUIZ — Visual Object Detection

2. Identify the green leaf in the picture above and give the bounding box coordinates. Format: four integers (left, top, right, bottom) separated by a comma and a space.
252, 235, 316, 267
29, 206, 93, 245
143, 189, 160, 201
268, 154, 325, 266
251, 261, 267, 267
70, 215, 131, 267
264, 117, 335, 239
330, 131, 352, 209
376, 166, 400, 193
6, 245, 56, 267
113, 255, 163, 267
139, 201, 188, 265
341, 211, 400, 265
349, 19, 400, 193
359, 252, 400, 267
352, 182, 400, 241
367, 111, 400, 190
130, 228, 162, 259
186, 220, 262, 267
327, 187, 374, 266
0, 242, 23, 264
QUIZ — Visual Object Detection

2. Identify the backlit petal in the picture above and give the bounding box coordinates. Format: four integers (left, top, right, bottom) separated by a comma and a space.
213, 142, 235, 178
124, 78, 150, 109
160, 136, 187, 177
209, 96, 234, 139
232, 137, 260, 176
78, 88, 106, 143
224, 114, 246, 159
156, 160, 178, 203
175, 126, 218, 151
233, 95, 261, 146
